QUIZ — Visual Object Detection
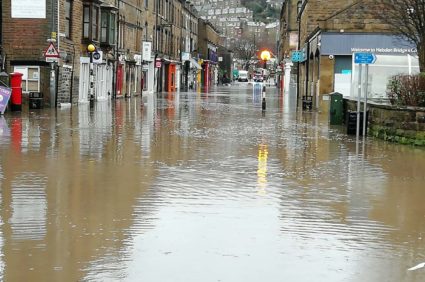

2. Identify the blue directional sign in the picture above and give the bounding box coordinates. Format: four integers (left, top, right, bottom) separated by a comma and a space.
354, 52, 376, 64
291, 51, 302, 62
291, 50, 306, 63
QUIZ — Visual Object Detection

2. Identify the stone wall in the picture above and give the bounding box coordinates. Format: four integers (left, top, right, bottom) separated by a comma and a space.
344, 99, 425, 146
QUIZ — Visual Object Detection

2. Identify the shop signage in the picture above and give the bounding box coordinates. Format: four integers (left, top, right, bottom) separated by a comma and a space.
142, 42, 152, 61
0, 86, 12, 114
321, 33, 417, 56
155, 59, 162, 68
182, 52, 190, 61
134, 54, 142, 66
12, 0, 46, 18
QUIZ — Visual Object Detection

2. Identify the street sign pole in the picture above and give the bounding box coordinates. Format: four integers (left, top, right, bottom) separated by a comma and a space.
363, 64, 369, 140
353, 52, 376, 143
356, 64, 363, 140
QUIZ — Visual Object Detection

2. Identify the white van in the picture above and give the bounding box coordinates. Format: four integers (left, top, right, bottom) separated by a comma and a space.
238, 70, 248, 82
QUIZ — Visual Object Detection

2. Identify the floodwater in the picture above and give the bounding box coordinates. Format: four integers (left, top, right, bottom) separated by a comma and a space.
0, 84, 425, 282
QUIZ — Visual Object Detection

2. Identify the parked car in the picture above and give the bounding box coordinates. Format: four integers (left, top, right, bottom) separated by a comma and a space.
238, 70, 249, 82
253, 74, 264, 82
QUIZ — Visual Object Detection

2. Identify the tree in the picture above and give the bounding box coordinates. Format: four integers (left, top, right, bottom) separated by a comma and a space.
230, 36, 258, 70
375, 0, 425, 72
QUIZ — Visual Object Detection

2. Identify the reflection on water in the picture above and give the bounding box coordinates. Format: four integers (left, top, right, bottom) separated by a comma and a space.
0, 87, 424, 281
10, 173, 47, 240
257, 144, 268, 194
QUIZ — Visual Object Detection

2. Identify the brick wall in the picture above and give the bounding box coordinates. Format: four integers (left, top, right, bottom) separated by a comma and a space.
3, 0, 58, 106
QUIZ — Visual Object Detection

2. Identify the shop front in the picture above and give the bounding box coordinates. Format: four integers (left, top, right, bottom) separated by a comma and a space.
303, 32, 419, 110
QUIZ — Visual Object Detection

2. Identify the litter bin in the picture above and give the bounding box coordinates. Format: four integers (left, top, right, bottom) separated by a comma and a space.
346, 111, 368, 135
302, 96, 313, 110
329, 92, 343, 125
29, 92, 43, 109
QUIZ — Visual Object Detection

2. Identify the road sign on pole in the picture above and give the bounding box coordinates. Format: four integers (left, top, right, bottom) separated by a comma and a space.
44, 42, 60, 58
354, 53, 376, 64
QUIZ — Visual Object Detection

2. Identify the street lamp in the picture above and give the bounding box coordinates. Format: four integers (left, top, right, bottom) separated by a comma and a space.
87, 43, 96, 107
260, 50, 271, 68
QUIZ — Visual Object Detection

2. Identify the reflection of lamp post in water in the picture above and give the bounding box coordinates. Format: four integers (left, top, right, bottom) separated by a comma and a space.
87, 43, 96, 107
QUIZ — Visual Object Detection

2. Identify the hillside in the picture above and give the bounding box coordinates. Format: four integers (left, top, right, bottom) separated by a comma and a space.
241, 0, 281, 23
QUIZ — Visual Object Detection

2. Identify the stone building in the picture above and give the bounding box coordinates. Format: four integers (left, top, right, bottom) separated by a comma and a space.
279, 0, 299, 61
2, 0, 61, 107
280, 0, 420, 111
152, 0, 184, 93
198, 18, 221, 88
181, 2, 200, 90
1, 0, 205, 109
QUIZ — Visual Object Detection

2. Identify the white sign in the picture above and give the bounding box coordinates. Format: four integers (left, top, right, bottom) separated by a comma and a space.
93, 51, 103, 64
351, 47, 417, 54
46, 57, 59, 63
142, 42, 152, 61
12, 0, 46, 18
181, 52, 190, 61
134, 55, 142, 66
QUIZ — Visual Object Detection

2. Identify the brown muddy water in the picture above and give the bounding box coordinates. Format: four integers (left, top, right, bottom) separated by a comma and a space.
0, 86, 424, 282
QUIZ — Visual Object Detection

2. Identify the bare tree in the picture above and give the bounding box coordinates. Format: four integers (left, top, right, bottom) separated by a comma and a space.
230, 36, 258, 70
375, 0, 425, 72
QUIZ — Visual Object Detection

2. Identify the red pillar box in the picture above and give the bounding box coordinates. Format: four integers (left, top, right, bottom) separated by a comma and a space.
10, 72, 23, 111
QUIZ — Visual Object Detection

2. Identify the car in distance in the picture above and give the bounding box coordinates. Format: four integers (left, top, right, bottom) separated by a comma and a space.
253, 74, 264, 82
238, 70, 249, 82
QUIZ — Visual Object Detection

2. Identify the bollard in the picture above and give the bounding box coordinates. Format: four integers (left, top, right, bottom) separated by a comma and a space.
262, 85, 266, 111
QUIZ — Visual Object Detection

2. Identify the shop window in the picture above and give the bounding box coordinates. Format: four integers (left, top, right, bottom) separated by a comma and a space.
13, 66, 40, 93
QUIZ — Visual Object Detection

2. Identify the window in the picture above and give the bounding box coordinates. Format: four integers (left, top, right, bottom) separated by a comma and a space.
119, 16, 125, 49
101, 9, 116, 45
144, 22, 148, 41
82, 2, 100, 42
92, 7, 99, 41
13, 66, 40, 93
144, 0, 148, 9
65, 0, 72, 39
83, 6, 90, 38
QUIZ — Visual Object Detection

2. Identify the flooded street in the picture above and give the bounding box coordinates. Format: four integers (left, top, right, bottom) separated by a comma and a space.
0, 85, 425, 282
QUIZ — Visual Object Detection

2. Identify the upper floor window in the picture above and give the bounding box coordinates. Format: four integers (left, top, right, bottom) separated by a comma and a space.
101, 9, 116, 45
83, 2, 100, 42
65, 0, 72, 39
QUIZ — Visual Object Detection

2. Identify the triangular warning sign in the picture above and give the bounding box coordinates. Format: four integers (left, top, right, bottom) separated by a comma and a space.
44, 42, 60, 58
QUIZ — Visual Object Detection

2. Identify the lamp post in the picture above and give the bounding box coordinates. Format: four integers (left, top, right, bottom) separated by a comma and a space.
87, 43, 96, 107
260, 50, 271, 111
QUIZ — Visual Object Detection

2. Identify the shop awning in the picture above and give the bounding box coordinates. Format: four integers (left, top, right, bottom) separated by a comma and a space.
190, 58, 202, 70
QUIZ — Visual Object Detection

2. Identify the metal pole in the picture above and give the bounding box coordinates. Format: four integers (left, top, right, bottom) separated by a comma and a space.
356, 64, 363, 138
363, 64, 369, 140
89, 52, 94, 107
50, 63, 56, 108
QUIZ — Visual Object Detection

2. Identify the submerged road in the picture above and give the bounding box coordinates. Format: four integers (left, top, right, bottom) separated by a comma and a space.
0, 84, 425, 281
